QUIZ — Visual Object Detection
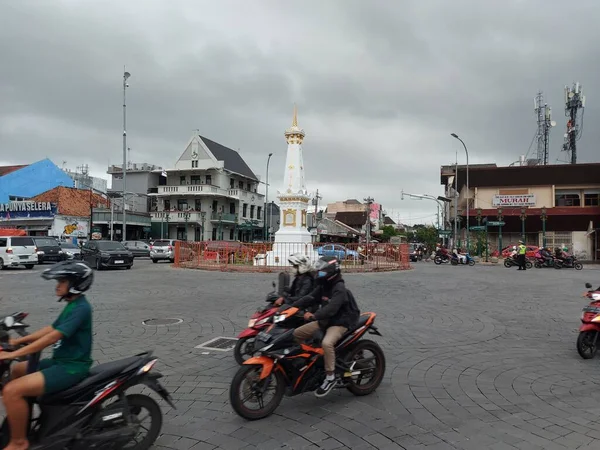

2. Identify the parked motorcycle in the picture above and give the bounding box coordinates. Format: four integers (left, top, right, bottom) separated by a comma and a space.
229, 305, 386, 420
577, 282, 600, 359
450, 253, 476, 266
555, 256, 583, 270
234, 272, 290, 365
0, 314, 175, 449
503, 256, 533, 269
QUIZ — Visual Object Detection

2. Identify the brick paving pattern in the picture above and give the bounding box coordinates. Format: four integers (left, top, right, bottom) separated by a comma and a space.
1, 260, 599, 449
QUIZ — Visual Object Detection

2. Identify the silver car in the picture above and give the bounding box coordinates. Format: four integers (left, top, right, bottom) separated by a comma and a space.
150, 239, 175, 263
58, 242, 82, 260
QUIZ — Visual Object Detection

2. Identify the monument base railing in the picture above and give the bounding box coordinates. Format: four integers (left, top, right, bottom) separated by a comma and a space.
173, 241, 411, 272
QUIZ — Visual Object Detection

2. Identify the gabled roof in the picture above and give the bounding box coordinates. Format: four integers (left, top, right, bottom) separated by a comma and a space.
199, 135, 259, 181
0, 159, 73, 203
383, 216, 396, 225
344, 199, 361, 205
32, 186, 109, 217
0, 165, 28, 177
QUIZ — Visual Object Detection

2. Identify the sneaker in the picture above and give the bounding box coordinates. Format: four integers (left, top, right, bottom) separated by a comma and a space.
315, 377, 337, 398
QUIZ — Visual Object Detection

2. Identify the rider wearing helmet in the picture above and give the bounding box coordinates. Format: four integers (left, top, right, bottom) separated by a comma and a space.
0, 260, 94, 450
291, 256, 360, 397
274, 253, 315, 306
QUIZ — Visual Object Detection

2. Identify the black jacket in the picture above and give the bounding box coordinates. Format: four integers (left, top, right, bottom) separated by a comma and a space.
292, 277, 360, 330
285, 273, 315, 304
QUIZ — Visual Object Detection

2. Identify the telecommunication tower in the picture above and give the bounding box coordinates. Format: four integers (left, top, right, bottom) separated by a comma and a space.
534, 91, 555, 165
562, 82, 586, 164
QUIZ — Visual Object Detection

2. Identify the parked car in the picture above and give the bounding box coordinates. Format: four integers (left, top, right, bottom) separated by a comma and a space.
81, 240, 133, 270
0, 236, 38, 270
150, 239, 195, 263
58, 242, 82, 260
317, 244, 365, 263
33, 237, 67, 264
123, 240, 151, 258
501, 244, 539, 259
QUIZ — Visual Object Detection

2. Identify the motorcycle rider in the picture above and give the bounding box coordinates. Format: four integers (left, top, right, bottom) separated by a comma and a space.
539, 246, 553, 267
453, 247, 467, 264
0, 261, 94, 450
274, 253, 315, 306
290, 256, 360, 397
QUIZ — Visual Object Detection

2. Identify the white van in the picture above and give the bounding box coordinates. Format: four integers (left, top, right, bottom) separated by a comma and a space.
0, 236, 39, 270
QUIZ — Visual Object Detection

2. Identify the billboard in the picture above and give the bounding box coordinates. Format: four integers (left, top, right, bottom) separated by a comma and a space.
0, 201, 56, 220
492, 194, 536, 207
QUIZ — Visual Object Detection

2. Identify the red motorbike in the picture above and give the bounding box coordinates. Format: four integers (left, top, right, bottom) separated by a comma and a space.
234, 272, 290, 365
577, 282, 600, 359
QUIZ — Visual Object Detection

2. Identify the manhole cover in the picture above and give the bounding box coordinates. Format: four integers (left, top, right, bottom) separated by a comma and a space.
142, 318, 184, 326
195, 337, 238, 351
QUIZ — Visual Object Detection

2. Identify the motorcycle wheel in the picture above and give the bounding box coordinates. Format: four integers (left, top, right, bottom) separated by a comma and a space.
575, 263, 583, 271
503, 260, 512, 268
468, 259, 476, 266
525, 261, 533, 269
233, 337, 256, 365
230, 364, 285, 420
450, 259, 458, 266
534, 261, 541, 269
577, 331, 598, 359
434, 257, 442, 265
120, 394, 163, 450
343, 340, 386, 396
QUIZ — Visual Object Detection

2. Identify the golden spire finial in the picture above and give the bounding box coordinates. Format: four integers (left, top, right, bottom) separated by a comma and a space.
292, 103, 298, 127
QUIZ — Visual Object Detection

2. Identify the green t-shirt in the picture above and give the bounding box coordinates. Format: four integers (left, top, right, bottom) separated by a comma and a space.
51, 296, 93, 375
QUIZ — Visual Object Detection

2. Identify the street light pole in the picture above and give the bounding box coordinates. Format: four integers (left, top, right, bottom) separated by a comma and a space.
265, 153, 273, 241
520, 208, 527, 242
451, 133, 469, 252
122, 69, 130, 242
541, 207, 547, 248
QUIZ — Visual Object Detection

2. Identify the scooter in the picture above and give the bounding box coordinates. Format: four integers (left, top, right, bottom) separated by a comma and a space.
555, 256, 583, 270
450, 253, 475, 266
234, 272, 290, 365
577, 282, 600, 359
504, 255, 533, 269
533, 252, 561, 269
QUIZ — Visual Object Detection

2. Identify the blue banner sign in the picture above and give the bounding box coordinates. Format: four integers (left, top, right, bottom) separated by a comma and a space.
0, 201, 56, 219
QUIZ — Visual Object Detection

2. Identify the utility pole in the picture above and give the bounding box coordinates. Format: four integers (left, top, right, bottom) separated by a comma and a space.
122, 69, 130, 241
312, 189, 322, 227
364, 197, 374, 257
562, 82, 585, 164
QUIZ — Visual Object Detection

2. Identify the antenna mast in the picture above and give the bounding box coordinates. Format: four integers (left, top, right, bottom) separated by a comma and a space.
562, 82, 585, 164
534, 91, 554, 165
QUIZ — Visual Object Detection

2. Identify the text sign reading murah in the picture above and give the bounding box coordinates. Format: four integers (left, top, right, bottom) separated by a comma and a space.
492, 194, 536, 207
0, 201, 56, 219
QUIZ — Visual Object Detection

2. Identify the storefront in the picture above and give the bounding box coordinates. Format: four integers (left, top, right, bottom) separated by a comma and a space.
0, 201, 57, 236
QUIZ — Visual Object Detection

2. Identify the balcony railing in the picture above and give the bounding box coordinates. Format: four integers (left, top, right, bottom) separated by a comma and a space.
155, 185, 264, 200
151, 211, 207, 222
211, 212, 237, 222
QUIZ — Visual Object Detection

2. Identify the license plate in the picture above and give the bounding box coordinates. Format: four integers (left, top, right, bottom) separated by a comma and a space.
257, 332, 271, 342
156, 250, 163, 253
19, 256, 29, 260
115, 260, 124, 264
583, 306, 600, 314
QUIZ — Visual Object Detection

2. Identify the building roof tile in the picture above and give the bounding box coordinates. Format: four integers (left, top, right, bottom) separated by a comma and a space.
32, 187, 109, 217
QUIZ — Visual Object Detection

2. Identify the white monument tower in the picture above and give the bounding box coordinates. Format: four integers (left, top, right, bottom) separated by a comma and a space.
264, 105, 320, 266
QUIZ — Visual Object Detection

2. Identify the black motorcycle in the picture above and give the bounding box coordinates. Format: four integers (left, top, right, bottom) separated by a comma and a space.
555, 256, 583, 270
504, 256, 533, 269
0, 315, 175, 449
433, 252, 450, 265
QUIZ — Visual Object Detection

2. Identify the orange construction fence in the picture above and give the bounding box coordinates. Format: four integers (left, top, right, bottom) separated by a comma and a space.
173, 241, 411, 272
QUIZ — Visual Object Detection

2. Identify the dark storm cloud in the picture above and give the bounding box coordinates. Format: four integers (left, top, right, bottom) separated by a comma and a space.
1, 0, 599, 224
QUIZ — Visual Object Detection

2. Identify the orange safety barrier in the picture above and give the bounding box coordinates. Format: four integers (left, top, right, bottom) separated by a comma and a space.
173, 241, 411, 273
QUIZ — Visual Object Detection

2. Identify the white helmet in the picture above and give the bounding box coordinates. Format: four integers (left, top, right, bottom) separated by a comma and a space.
512, 246, 516, 250
288, 253, 313, 274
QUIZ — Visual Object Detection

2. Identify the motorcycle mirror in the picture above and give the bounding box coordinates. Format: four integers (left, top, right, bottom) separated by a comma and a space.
586, 283, 592, 289
4, 316, 14, 328
272, 281, 276, 288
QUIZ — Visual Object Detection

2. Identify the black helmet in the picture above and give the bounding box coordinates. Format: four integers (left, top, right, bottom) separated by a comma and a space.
315, 256, 341, 282
42, 260, 94, 296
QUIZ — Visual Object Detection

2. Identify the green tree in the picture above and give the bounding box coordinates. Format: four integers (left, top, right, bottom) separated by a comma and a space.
381, 225, 398, 242
414, 225, 439, 252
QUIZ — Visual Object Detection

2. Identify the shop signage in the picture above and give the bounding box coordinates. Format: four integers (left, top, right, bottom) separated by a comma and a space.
0, 201, 56, 219
492, 194, 536, 207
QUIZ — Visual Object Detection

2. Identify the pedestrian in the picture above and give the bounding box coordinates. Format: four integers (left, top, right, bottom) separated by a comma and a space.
517, 240, 527, 271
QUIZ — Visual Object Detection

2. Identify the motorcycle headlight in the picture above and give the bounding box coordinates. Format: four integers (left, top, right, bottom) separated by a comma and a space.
273, 314, 286, 323
593, 294, 600, 301
255, 317, 270, 326
248, 318, 257, 328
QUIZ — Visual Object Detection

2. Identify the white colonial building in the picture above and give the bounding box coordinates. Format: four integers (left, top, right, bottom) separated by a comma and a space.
150, 134, 265, 242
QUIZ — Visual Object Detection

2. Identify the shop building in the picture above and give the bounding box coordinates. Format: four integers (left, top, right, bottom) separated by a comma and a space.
440, 162, 600, 260
0, 187, 109, 240
149, 134, 265, 241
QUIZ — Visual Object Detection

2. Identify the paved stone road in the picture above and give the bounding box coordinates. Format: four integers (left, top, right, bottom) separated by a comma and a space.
2, 260, 600, 449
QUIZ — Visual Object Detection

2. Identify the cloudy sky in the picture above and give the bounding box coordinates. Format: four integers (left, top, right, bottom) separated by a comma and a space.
1, 0, 598, 225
